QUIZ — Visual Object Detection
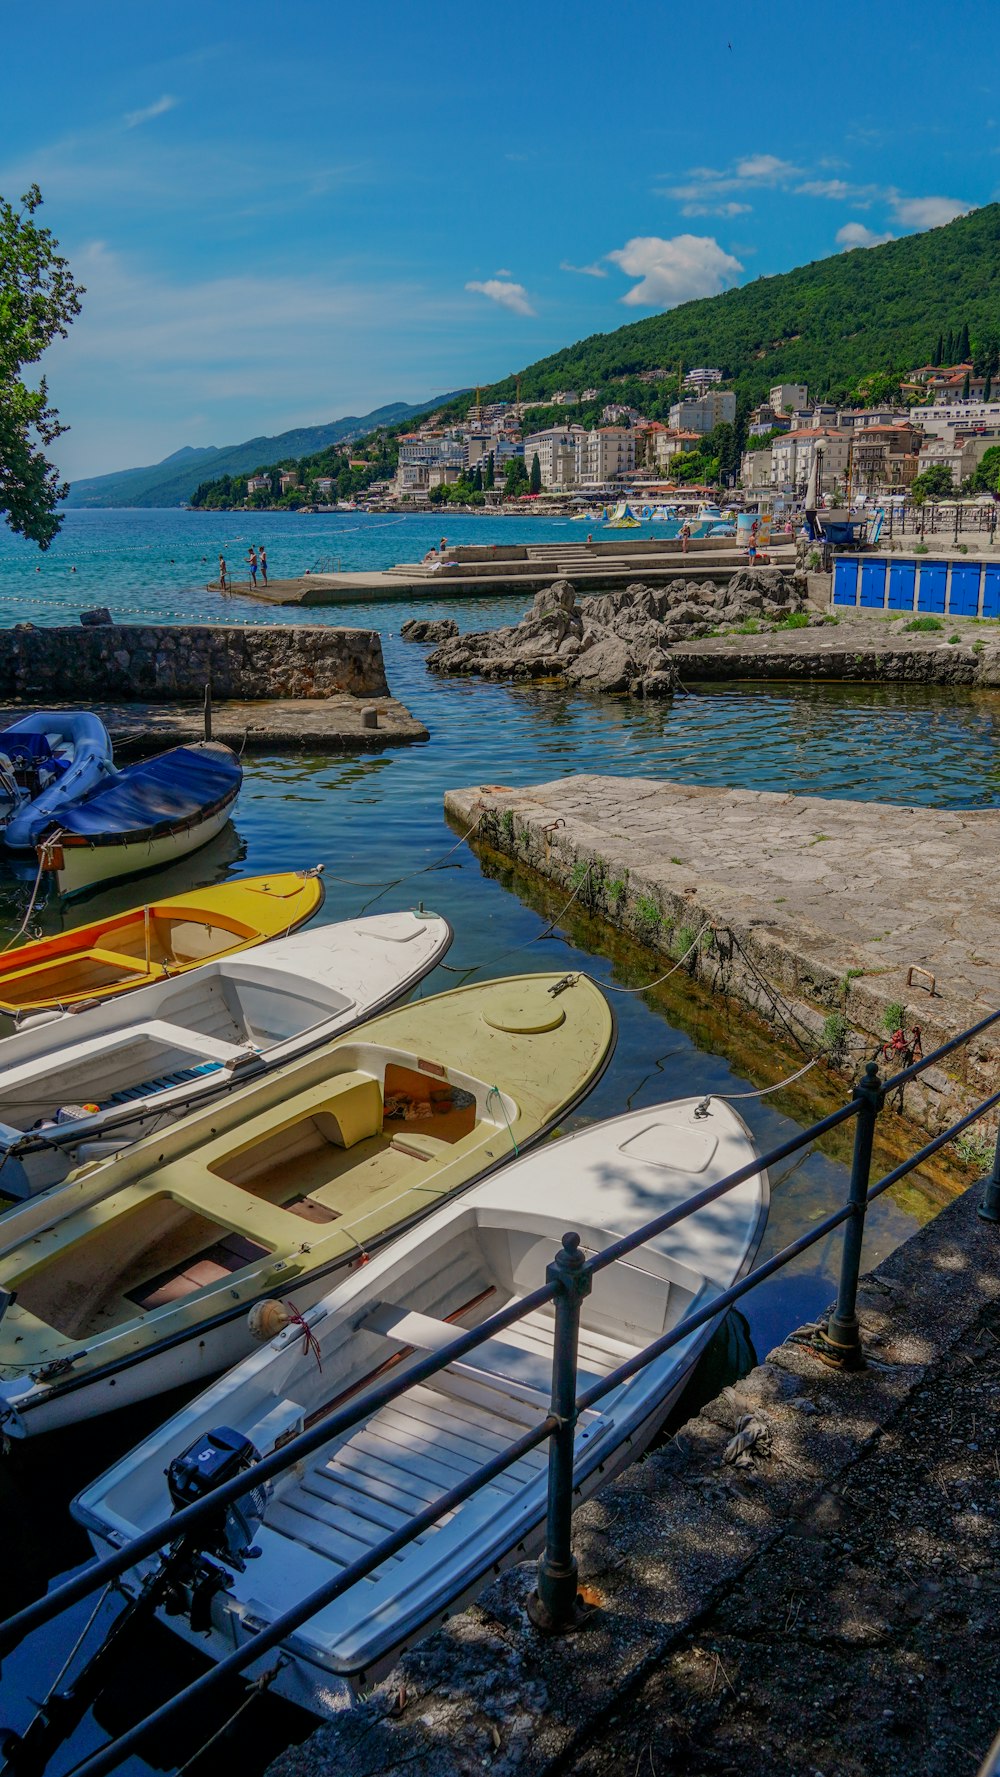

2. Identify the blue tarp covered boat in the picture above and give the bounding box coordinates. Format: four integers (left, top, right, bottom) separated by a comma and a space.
37, 742, 243, 899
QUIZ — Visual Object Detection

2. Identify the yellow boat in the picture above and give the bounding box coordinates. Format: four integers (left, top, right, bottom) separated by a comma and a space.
0, 870, 325, 1015
0, 972, 615, 1436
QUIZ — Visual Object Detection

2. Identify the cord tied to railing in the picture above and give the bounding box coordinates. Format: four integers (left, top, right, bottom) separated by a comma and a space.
528, 1231, 592, 1634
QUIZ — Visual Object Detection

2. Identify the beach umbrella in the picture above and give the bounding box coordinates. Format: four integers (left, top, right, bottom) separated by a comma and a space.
804, 451, 820, 512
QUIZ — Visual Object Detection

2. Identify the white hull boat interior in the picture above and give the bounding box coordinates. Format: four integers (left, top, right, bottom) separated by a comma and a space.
74, 1095, 768, 1715
0, 911, 453, 1198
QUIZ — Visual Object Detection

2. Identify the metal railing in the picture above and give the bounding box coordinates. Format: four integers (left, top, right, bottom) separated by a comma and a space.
5, 1008, 1000, 1776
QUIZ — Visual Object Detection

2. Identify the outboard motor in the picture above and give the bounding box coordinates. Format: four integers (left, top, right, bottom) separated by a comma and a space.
167, 1424, 270, 1576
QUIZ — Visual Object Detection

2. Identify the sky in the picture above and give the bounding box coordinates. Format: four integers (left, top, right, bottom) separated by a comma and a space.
4, 0, 999, 481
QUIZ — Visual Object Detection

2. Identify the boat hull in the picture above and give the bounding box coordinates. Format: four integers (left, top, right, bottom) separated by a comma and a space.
40, 791, 239, 899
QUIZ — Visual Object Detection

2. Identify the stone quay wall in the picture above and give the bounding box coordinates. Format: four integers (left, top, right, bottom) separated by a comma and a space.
0, 623, 389, 702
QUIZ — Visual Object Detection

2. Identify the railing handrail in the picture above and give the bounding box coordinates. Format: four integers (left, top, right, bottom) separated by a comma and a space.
7, 994, 1000, 1773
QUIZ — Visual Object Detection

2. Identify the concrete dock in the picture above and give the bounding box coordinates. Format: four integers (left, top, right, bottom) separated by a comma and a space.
211, 538, 796, 607
444, 776, 1000, 1132
268, 1180, 1000, 1777
0, 696, 428, 755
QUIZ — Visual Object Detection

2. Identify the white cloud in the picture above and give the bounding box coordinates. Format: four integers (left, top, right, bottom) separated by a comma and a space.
124, 94, 178, 129
680, 201, 751, 218
663, 152, 801, 204
891, 194, 973, 228
465, 278, 535, 316
734, 154, 800, 181
560, 259, 608, 278
836, 222, 895, 250
606, 234, 743, 308
495, 267, 512, 277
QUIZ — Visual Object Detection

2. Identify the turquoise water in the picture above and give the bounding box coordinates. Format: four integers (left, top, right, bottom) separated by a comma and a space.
0, 510, 988, 1772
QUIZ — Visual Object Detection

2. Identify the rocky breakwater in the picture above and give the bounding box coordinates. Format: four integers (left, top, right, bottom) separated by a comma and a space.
427, 570, 807, 697
0, 623, 389, 702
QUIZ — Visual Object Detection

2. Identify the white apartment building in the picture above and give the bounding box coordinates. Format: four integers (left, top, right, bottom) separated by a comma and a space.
582, 427, 636, 482
769, 383, 808, 414
917, 400, 1000, 442
522, 426, 587, 490
668, 390, 737, 434
770, 428, 851, 496
740, 448, 776, 491
550, 391, 579, 406
246, 476, 271, 494
466, 434, 524, 472
395, 433, 466, 494
682, 367, 723, 391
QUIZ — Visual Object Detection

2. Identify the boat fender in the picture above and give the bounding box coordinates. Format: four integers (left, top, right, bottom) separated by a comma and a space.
13, 1008, 65, 1032
248, 1298, 292, 1342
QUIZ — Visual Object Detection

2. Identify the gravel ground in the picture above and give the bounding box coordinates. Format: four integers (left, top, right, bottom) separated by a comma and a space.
571, 1308, 1000, 1777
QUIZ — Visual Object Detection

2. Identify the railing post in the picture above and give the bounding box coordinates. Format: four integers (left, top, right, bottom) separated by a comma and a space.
528, 1231, 592, 1633
822, 1061, 882, 1367
978, 1125, 1000, 1222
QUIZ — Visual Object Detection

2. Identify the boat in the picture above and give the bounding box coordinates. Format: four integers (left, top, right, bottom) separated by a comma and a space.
72, 1094, 767, 1713
0, 910, 452, 1199
0, 712, 116, 852
0, 868, 325, 1016
35, 741, 243, 899
695, 502, 725, 525
0, 972, 615, 1436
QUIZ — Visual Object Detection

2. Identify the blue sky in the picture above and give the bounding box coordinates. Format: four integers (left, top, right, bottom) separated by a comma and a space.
5, 0, 998, 478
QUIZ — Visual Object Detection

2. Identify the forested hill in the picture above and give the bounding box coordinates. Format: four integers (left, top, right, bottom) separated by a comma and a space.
455, 205, 1000, 412
65, 393, 468, 508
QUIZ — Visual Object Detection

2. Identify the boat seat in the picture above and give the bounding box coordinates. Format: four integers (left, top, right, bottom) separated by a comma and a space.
357, 1301, 604, 1401
311, 1077, 383, 1150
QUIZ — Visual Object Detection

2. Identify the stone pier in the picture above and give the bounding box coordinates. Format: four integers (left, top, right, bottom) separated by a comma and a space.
443, 776, 1000, 1135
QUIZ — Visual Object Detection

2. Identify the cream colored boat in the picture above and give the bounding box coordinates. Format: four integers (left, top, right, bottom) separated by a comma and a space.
0, 973, 614, 1437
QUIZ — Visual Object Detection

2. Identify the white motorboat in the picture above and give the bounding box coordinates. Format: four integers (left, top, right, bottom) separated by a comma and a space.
73, 1094, 767, 1715
0, 910, 453, 1199
0, 712, 116, 851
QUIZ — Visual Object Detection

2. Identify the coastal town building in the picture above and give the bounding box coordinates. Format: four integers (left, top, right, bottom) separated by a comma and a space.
247, 476, 271, 495
769, 382, 808, 414
582, 427, 636, 482
314, 477, 335, 495
739, 448, 776, 492
581, 387, 599, 401
770, 427, 851, 496
550, 391, 579, 407
279, 473, 298, 493
465, 435, 524, 473
747, 403, 790, 438
521, 426, 587, 490
668, 390, 737, 434
395, 432, 466, 495
682, 367, 723, 391
601, 403, 643, 426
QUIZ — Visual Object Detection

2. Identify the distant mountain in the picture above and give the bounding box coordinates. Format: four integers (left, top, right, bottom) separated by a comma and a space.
435, 204, 1000, 417
65, 395, 469, 508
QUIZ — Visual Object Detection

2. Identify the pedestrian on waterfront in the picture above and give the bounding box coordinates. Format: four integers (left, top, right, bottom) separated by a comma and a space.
219, 554, 227, 589
440, 537, 447, 553
259, 546, 268, 586
680, 521, 691, 556
247, 547, 258, 587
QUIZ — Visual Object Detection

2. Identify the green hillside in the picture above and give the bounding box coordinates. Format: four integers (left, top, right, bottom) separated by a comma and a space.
455, 205, 1000, 413
65, 394, 468, 508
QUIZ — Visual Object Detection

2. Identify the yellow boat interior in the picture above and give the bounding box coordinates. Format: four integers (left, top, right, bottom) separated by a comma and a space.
0, 1052, 517, 1365
0, 871, 323, 1012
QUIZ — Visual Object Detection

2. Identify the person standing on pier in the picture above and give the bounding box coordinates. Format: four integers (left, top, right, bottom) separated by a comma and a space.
247, 546, 258, 588
259, 545, 268, 587
218, 554, 227, 590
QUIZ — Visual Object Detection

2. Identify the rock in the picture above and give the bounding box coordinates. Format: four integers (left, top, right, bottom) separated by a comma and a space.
79, 607, 113, 627
400, 617, 458, 643
428, 567, 805, 701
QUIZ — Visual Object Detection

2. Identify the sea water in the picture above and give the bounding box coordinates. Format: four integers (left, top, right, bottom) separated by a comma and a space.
0, 509, 995, 1771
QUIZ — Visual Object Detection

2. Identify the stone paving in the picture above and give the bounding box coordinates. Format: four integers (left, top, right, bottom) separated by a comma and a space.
444, 776, 1000, 1130
267, 1184, 1000, 1777
0, 696, 429, 754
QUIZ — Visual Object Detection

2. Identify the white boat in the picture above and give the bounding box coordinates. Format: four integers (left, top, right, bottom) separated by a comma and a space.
37, 741, 242, 899
695, 502, 725, 525
73, 1095, 767, 1715
0, 910, 452, 1199
0, 712, 116, 851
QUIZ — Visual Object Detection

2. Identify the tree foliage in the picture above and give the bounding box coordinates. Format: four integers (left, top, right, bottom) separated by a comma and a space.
911, 464, 954, 504
0, 186, 84, 547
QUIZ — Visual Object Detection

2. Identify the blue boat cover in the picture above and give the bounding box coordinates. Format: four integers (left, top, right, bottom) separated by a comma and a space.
55, 745, 241, 841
